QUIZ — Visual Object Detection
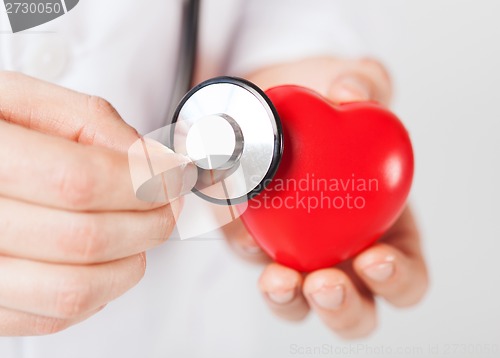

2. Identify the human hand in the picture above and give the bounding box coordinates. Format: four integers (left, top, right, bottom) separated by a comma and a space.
0, 72, 196, 336
223, 57, 428, 339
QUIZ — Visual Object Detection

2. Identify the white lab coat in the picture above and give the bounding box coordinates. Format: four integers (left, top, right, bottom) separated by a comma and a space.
0, 1, 365, 357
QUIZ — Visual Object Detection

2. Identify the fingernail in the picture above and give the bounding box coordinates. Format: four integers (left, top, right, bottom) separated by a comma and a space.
362, 262, 395, 282
157, 160, 198, 202
239, 234, 263, 255
267, 289, 296, 305
329, 76, 371, 103
130, 138, 198, 202
310, 284, 345, 310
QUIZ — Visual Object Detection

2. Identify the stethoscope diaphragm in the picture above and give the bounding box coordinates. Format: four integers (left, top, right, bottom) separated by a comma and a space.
171, 76, 283, 205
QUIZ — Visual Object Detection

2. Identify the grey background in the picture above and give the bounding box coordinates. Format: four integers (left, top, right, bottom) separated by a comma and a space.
327, 0, 500, 356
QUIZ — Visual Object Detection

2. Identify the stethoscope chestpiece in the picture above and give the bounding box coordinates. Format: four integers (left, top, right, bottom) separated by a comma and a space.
171, 76, 283, 205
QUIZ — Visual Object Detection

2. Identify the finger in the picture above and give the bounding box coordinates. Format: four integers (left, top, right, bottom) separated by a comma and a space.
222, 219, 270, 264
0, 253, 146, 319
0, 197, 181, 264
0, 121, 196, 211
303, 268, 377, 339
353, 208, 429, 307
327, 58, 393, 106
0, 71, 138, 151
0, 304, 105, 336
258, 263, 309, 321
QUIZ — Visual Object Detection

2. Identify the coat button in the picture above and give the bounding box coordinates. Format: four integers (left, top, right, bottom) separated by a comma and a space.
22, 36, 69, 81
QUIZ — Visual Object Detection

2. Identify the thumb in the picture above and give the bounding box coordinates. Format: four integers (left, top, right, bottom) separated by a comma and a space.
327, 74, 373, 104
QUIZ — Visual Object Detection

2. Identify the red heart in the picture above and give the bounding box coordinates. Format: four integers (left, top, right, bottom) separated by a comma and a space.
240, 86, 414, 272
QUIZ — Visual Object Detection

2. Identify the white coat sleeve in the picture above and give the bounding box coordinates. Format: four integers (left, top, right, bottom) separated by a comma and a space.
227, 0, 367, 76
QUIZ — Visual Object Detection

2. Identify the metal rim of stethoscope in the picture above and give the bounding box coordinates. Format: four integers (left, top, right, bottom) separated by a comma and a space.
170, 76, 284, 205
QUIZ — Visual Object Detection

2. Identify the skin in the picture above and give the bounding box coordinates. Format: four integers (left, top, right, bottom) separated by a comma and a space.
223, 57, 429, 339
0, 56, 428, 338
0, 71, 196, 335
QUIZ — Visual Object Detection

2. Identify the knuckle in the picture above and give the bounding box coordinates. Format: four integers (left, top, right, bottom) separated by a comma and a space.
32, 315, 69, 336
52, 162, 97, 210
0, 72, 27, 121
86, 95, 118, 119
59, 214, 107, 263
54, 274, 94, 319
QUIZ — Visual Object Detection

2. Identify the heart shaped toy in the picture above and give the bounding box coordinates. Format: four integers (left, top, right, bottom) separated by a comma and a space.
240, 85, 414, 272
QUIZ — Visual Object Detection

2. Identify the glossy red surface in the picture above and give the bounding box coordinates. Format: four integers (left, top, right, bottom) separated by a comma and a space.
240, 85, 414, 272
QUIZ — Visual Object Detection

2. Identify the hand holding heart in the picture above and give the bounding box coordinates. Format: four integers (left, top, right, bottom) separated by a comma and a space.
223, 57, 429, 339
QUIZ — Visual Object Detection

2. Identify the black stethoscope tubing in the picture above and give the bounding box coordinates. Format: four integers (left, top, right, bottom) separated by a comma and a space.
166, 0, 200, 123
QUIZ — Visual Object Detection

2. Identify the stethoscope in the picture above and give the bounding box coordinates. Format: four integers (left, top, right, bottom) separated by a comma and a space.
165, 0, 283, 205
